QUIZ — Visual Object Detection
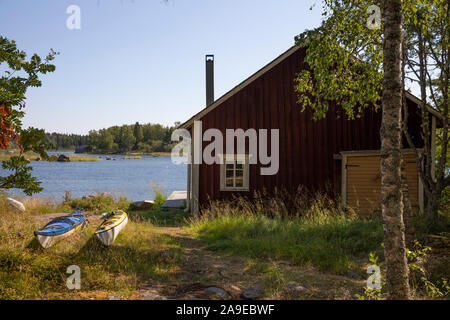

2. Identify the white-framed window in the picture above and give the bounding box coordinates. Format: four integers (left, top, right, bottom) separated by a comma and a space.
219, 154, 250, 191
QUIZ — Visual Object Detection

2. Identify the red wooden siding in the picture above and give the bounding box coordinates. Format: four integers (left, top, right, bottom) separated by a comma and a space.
197, 47, 424, 207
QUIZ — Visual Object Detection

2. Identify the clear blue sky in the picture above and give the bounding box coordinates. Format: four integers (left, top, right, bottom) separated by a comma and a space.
0, 0, 323, 135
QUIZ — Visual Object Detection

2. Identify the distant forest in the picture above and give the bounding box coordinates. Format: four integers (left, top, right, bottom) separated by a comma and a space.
45, 122, 180, 154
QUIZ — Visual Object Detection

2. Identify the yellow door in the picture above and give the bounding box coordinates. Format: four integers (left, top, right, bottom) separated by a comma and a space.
346, 153, 420, 215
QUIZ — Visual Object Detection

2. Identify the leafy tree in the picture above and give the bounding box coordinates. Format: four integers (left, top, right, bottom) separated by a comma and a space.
45, 132, 88, 150
88, 130, 100, 148
133, 121, 143, 149
98, 129, 114, 151
0, 36, 57, 195
401, 0, 449, 223
118, 126, 135, 152
294, 0, 411, 299
296, 0, 449, 223
85, 122, 178, 154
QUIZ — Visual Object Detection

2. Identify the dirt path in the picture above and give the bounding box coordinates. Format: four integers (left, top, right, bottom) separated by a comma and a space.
135, 227, 366, 300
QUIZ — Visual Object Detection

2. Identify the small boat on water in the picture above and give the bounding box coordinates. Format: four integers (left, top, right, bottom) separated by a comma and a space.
34, 209, 88, 249
95, 210, 128, 246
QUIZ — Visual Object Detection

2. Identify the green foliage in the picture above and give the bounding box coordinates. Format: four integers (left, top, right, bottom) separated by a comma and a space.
0, 36, 57, 106
422, 277, 449, 299
87, 122, 177, 154
439, 186, 450, 212
357, 239, 449, 299
133, 122, 143, 148
406, 239, 449, 298
0, 36, 57, 195
0, 155, 42, 195
130, 208, 189, 227
0, 128, 49, 195
152, 185, 167, 208
294, 0, 383, 120
62, 194, 130, 215
406, 240, 431, 272
402, 0, 449, 221
44, 132, 89, 150
118, 126, 136, 152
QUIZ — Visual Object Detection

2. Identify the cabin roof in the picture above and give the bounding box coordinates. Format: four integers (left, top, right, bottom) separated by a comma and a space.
179, 45, 442, 129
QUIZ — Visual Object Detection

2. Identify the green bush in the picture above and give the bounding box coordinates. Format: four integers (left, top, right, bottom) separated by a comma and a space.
63, 194, 130, 214
152, 186, 167, 208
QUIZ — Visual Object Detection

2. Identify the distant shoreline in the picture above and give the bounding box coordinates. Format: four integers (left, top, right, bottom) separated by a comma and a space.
87, 151, 172, 157
0, 152, 100, 162
1, 150, 173, 162
46, 149, 173, 157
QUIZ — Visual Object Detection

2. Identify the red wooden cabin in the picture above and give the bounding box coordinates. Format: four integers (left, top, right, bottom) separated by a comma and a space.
180, 46, 441, 215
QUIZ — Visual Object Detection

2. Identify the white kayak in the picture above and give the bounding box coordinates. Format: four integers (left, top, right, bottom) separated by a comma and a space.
6, 197, 26, 212
95, 210, 128, 246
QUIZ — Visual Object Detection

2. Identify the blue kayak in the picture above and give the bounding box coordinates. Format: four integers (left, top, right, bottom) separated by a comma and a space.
34, 209, 88, 248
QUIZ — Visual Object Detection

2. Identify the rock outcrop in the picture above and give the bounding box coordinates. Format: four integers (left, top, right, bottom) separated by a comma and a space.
130, 200, 155, 211
57, 154, 70, 162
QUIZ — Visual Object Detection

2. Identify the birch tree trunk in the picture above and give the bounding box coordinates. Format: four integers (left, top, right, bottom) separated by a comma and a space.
380, 0, 411, 299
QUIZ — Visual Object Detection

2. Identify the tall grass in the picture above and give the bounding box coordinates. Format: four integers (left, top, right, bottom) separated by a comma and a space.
0, 192, 130, 215
188, 189, 383, 274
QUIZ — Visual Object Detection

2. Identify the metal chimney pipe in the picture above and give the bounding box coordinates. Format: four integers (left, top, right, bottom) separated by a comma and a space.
206, 55, 214, 106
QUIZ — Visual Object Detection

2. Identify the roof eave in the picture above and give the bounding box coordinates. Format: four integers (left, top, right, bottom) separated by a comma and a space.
178, 45, 302, 130
178, 48, 444, 129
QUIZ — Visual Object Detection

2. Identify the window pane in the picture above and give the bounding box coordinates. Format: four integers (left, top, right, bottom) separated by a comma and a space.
235, 177, 243, 187
235, 169, 244, 178
226, 170, 234, 178
226, 178, 234, 187
226, 163, 234, 170
236, 162, 243, 170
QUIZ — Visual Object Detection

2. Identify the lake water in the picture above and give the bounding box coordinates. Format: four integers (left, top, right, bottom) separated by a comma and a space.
1, 152, 187, 202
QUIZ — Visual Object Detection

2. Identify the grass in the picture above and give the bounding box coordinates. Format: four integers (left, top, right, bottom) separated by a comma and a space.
1, 192, 130, 216
187, 190, 384, 274
130, 208, 190, 227
187, 189, 387, 275
125, 186, 190, 227
47, 155, 100, 162
0, 152, 36, 161
0, 196, 183, 300
187, 190, 450, 298
188, 209, 382, 274
67, 155, 100, 162
0, 152, 100, 162
124, 152, 172, 157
